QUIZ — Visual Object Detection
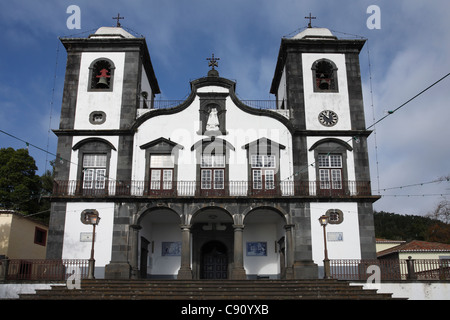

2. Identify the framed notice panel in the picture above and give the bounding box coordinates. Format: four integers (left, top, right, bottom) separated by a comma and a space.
246, 242, 267, 256
162, 242, 181, 256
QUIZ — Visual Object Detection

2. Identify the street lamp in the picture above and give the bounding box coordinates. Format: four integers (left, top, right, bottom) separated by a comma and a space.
318, 214, 331, 279
81, 209, 100, 279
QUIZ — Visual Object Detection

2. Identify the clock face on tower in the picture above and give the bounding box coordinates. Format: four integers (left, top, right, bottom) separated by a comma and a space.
318, 110, 338, 127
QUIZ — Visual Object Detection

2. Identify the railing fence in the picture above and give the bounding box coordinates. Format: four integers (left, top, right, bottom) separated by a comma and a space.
1, 259, 89, 281
330, 259, 450, 281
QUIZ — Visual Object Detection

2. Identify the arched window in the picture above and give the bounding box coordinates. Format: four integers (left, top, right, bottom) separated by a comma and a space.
312, 59, 338, 92
88, 58, 115, 91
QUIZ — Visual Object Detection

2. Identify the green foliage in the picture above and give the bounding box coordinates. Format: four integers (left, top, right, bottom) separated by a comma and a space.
0, 148, 52, 222
374, 210, 450, 244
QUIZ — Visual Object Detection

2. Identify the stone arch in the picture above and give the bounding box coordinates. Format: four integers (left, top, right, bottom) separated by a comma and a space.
243, 205, 289, 224
135, 205, 183, 279
190, 205, 234, 225
242, 205, 290, 279
136, 204, 182, 225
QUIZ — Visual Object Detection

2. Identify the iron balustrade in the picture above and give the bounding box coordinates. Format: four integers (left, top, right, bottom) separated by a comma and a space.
1, 259, 89, 281
141, 100, 278, 110
330, 259, 450, 281
2, 258, 447, 281
52, 180, 373, 198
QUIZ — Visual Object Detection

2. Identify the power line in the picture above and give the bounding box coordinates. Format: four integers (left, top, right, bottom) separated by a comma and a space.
378, 176, 449, 192
282, 72, 450, 181
367, 72, 450, 130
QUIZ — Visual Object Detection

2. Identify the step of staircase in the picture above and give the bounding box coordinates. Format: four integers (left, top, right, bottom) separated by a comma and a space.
19, 279, 399, 300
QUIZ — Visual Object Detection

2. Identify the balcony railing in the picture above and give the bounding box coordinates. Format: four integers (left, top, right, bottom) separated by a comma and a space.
52, 180, 373, 198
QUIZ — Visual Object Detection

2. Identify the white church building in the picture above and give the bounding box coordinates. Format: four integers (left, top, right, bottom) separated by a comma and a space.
47, 25, 379, 280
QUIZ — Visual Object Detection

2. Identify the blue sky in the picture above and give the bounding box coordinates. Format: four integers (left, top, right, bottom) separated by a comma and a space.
0, 0, 449, 216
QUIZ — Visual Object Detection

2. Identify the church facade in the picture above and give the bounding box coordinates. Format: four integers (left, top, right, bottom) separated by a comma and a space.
46, 26, 379, 280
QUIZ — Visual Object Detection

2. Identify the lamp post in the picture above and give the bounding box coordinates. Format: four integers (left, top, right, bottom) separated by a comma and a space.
318, 214, 331, 279
81, 209, 100, 279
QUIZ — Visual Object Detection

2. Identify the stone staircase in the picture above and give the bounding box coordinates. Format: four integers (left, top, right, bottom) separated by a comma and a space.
19, 279, 399, 300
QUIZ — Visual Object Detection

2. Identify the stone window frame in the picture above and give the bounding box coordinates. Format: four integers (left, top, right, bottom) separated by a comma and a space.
325, 209, 344, 224
72, 138, 116, 188
311, 58, 339, 93
309, 138, 353, 187
89, 111, 107, 125
88, 58, 115, 92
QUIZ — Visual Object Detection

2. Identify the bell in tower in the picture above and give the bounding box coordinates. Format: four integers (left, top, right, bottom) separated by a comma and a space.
95, 68, 111, 88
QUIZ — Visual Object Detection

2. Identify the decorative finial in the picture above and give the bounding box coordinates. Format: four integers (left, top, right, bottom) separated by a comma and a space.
206, 53, 220, 71
305, 13, 316, 28
113, 13, 124, 27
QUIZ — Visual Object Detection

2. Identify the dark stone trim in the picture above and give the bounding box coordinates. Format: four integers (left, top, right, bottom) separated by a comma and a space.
358, 202, 377, 259
60, 37, 160, 95
242, 137, 286, 150
191, 137, 235, 152
46, 202, 67, 259
59, 52, 81, 130
270, 38, 366, 94
72, 137, 117, 151
53, 129, 134, 136
132, 75, 294, 134
49, 195, 382, 204
308, 138, 353, 152
140, 137, 184, 150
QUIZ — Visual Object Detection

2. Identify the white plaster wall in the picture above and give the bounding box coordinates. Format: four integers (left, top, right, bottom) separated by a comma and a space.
302, 53, 351, 131
61, 202, 114, 268
141, 223, 181, 276
276, 66, 287, 109
141, 66, 153, 99
243, 223, 280, 276
132, 87, 293, 183
310, 202, 361, 266
74, 52, 125, 130
353, 282, 450, 300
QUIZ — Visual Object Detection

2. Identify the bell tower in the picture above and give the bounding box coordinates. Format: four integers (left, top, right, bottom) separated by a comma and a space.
47, 26, 160, 263
270, 26, 378, 271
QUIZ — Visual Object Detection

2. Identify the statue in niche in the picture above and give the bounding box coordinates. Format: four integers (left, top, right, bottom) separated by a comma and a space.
206, 107, 220, 132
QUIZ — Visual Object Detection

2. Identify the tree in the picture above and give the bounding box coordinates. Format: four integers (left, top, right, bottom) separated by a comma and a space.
0, 148, 42, 214
425, 200, 450, 244
374, 210, 450, 243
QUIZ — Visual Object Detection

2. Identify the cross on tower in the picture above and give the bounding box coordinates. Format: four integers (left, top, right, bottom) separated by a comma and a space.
305, 13, 316, 28
113, 13, 124, 27
206, 53, 220, 70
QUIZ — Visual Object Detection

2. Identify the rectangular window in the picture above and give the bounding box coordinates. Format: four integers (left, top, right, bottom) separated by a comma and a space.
214, 169, 224, 189
251, 155, 275, 168
253, 170, 262, 189
318, 154, 342, 190
251, 155, 277, 191
201, 155, 225, 168
201, 169, 212, 189
83, 154, 107, 189
150, 155, 174, 191
265, 170, 275, 189
34, 227, 47, 246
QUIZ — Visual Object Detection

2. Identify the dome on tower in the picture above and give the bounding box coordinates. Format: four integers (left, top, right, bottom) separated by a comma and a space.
291, 27, 337, 40
89, 27, 135, 39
